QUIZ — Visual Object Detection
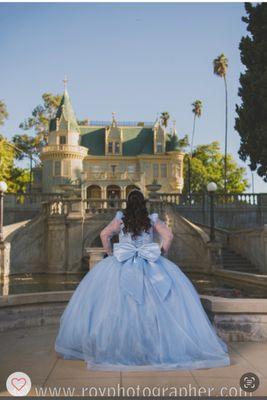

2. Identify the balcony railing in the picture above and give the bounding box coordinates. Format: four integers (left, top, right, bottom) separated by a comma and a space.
41, 198, 164, 217
41, 144, 88, 155
88, 120, 154, 127
83, 171, 141, 181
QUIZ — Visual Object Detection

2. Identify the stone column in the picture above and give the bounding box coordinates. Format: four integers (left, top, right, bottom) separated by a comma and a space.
206, 240, 223, 272
102, 186, 107, 209
47, 217, 66, 272
121, 186, 127, 209
65, 216, 84, 272
87, 247, 106, 270
0, 241, 11, 277
263, 225, 267, 274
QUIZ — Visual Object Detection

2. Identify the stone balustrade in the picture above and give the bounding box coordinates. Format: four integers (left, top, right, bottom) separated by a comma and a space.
41, 144, 88, 157
83, 171, 141, 181
86, 247, 106, 270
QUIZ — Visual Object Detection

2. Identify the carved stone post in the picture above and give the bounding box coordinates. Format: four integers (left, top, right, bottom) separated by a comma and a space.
206, 240, 223, 272
47, 216, 66, 272
0, 241, 11, 278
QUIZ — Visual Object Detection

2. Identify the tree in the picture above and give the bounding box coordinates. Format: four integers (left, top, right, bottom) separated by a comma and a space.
78, 119, 89, 126
0, 135, 30, 192
0, 102, 32, 192
14, 92, 62, 183
188, 100, 203, 198
12, 134, 41, 191
19, 92, 61, 146
213, 53, 229, 193
183, 141, 249, 195
0, 100, 8, 126
190, 100, 203, 154
235, 3, 267, 182
160, 112, 170, 128
168, 133, 189, 151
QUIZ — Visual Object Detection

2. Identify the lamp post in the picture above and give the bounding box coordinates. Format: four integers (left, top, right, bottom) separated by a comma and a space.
0, 181, 8, 243
207, 182, 217, 242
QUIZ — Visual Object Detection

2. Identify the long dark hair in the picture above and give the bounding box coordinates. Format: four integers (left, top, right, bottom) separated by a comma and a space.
122, 190, 151, 238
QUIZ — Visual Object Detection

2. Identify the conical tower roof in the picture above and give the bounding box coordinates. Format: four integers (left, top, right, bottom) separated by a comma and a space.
49, 87, 79, 133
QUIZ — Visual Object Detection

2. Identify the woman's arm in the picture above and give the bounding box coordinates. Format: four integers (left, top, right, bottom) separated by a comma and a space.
152, 214, 174, 255
100, 211, 122, 255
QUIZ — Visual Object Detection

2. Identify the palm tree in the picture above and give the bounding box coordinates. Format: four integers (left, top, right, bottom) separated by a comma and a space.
0, 100, 8, 126
190, 100, 202, 154
160, 112, 170, 129
188, 100, 203, 200
213, 53, 229, 193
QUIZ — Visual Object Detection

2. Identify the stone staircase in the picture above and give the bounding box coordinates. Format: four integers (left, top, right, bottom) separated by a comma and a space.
221, 247, 260, 274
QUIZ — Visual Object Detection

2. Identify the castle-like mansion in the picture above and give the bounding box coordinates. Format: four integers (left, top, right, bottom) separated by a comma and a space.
39, 88, 184, 200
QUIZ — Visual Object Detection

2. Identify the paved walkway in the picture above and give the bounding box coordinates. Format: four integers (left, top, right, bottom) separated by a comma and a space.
0, 325, 267, 397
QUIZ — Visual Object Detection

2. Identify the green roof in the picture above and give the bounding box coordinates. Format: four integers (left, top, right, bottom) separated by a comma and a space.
49, 89, 79, 132
79, 126, 176, 156
80, 127, 105, 155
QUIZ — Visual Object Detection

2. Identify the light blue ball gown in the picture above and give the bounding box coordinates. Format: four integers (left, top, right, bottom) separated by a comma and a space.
55, 211, 230, 371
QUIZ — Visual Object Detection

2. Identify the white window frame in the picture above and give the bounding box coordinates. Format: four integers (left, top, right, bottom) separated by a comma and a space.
160, 163, 167, 178
54, 161, 61, 177
153, 163, 159, 178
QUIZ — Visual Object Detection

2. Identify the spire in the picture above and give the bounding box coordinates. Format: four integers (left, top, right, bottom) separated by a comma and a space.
172, 119, 177, 137
63, 75, 68, 92
168, 119, 180, 151
111, 112, 117, 127
153, 112, 160, 128
50, 78, 79, 132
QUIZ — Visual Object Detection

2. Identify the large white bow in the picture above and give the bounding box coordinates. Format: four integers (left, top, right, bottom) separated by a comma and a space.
113, 242, 172, 304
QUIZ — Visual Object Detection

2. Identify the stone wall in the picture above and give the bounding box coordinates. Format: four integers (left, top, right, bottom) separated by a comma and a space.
1, 291, 266, 342
4, 216, 47, 274
227, 226, 267, 274
2, 201, 220, 275
165, 205, 211, 271
202, 296, 267, 342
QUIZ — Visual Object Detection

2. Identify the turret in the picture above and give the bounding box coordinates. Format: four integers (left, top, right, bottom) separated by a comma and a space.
40, 80, 88, 193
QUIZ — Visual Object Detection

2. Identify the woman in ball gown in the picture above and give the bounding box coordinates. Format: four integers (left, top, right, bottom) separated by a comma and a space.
55, 189, 230, 371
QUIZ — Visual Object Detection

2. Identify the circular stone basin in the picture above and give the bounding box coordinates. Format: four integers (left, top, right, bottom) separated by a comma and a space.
1, 271, 266, 298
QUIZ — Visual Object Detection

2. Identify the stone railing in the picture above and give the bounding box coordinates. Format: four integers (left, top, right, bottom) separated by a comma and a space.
159, 192, 267, 229
41, 144, 88, 156
83, 171, 140, 181
41, 197, 165, 217
226, 225, 267, 274
159, 192, 265, 207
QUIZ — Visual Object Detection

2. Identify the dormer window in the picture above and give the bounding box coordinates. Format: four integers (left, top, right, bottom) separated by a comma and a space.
59, 136, 66, 145
114, 142, 120, 154
154, 124, 165, 154
105, 118, 122, 156
107, 141, 121, 155
108, 142, 113, 153
156, 141, 163, 153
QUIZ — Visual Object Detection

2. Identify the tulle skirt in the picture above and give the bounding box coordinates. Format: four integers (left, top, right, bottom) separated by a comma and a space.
55, 254, 230, 371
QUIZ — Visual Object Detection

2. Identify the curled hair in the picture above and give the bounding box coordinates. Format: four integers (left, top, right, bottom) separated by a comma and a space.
122, 190, 151, 238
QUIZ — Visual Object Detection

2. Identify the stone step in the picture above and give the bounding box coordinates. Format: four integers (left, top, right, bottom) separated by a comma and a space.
221, 247, 258, 273
223, 267, 260, 273
222, 260, 254, 266
223, 264, 258, 270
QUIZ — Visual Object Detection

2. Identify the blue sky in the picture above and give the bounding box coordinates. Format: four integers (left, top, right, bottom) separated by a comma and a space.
0, 2, 266, 192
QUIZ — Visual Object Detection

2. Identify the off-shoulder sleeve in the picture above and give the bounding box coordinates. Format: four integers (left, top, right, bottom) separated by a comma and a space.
115, 210, 124, 220
152, 214, 174, 255
100, 211, 122, 255
150, 212, 159, 224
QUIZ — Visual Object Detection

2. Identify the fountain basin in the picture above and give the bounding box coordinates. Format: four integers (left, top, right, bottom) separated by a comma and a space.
0, 290, 267, 342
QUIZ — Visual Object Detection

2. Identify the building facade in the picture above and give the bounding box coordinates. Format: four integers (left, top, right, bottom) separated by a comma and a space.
39, 88, 185, 200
